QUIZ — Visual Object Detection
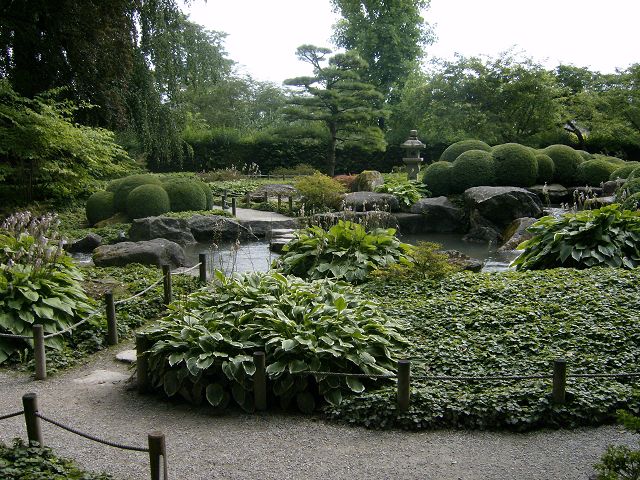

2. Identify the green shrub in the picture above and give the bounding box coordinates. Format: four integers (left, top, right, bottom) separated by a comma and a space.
512, 205, 640, 270
112, 174, 162, 212
422, 161, 452, 196
594, 411, 640, 479
85, 190, 115, 226
271, 163, 319, 176
491, 143, 538, 187
628, 166, 640, 180
143, 271, 407, 412
577, 150, 594, 162
620, 178, 640, 196
273, 220, 412, 283
373, 241, 460, 280
543, 145, 582, 185
0, 212, 94, 363
533, 153, 554, 184
163, 179, 207, 212
375, 181, 428, 207
333, 174, 358, 191
594, 154, 626, 166
197, 181, 214, 209
0, 439, 113, 480
440, 139, 491, 162
450, 149, 495, 192
105, 177, 125, 193
622, 192, 640, 211
610, 162, 640, 180
577, 159, 619, 186
126, 184, 170, 220
294, 173, 346, 211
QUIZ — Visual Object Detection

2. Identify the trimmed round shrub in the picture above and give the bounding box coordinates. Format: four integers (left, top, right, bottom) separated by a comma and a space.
610, 162, 640, 180
577, 159, 619, 186
622, 192, 640, 211
535, 153, 555, 183
543, 145, 582, 185
197, 181, 214, 210
85, 190, 115, 226
422, 161, 453, 196
126, 184, 170, 220
491, 143, 538, 187
449, 150, 495, 192
163, 179, 207, 212
440, 139, 491, 162
598, 155, 626, 166
627, 166, 640, 180
112, 174, 162, 212
105, 177, 125, 193
620, 178, 640, 196
577, 150, 594, 162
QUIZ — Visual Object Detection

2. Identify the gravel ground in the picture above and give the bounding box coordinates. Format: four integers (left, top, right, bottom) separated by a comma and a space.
0, 345, 636, 480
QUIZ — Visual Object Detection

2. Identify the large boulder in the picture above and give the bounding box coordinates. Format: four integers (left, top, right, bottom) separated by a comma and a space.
409, 196, 467, 233
527, 184, 570, 204
498, 217, 537, 252
65, 233, 103, 253
187, 215, 254, 241
93, 239, 185, 267
128, 216, 196, 245
343, 192, 400, 212
463, 187, 543, 244
352, 170, 384, 192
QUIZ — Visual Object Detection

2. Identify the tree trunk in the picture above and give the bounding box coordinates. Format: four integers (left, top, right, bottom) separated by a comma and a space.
327, 123, 337, 177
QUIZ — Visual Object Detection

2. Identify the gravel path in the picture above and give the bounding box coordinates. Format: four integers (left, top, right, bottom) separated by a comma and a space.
0, 345, 636, 480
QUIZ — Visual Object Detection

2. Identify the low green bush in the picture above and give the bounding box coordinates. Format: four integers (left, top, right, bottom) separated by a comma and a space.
273, 220, 412, 283
333, 174, 358, 191
450, 149, 495, 192
513, 205, 640, 270
622, 192, 640, 211
535, 153, 555, 183
372, 241, 460, 280
422, 161, 452, 196
126, 184, 170, 220
594, 411, 640, 479
610, 162, 640, 180
111, 174, 162, 212
577, 159, 619, 186
197, 181, 214, 209
628, 166, 640, 180
294, 173, 346, 212
577, 150, 594, 162
619, 178, 640, 196
163, 179, 207, 212
543, 145, 582, 185
0, 439, 112, 479
491, 143, 538, 187
271, 163, 318, 176
143, 271, 408, 412
440, 139, 491, 162
85, 190, 115, 226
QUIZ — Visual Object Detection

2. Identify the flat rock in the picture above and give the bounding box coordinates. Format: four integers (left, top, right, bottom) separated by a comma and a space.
409, 197, 467, 233
129, 216, 196, 245
441, 250, 483, 272
188, 214, 253, 241
115, 349, 137, 364
73, 369, 129, 385
65, 233, 103, 253
528, 184, 570, 204
93, 238, 185, 267
239, 218, 301, 237
343, 192, 400, 212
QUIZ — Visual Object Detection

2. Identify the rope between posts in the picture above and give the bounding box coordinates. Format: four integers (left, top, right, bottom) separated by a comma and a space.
413, 374, 554, 381
293, 371, 396, 379
0, 410, 24, 421
172, 262, 202, 275
35, 412, 149, 452
43, 309, 102, 339
0, 332, 31, 340
114, 276, 164, 306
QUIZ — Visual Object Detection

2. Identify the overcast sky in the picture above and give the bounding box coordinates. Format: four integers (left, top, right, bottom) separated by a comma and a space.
184, 0, 639, 84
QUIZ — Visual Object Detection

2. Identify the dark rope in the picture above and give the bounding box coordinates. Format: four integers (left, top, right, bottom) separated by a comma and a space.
0, 332, 31, 339
35, 412, 149, 452
0, 410, 24, 421
293, 371, 396, 379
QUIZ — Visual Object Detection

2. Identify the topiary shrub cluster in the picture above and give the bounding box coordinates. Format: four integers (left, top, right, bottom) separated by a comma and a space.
577, 159, 619, 186
492, 143, 538, 187
440, 139, 491, 162
422, 161, 452, 196
449, 150, 495, 193
610, 162, 640, 180
543, 145, 582, 185
86, 173, 214, 225
535, 153, 555, 183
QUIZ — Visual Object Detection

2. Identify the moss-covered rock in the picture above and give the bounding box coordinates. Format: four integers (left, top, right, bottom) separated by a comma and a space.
126, 184, 171, 220
440, 139, 491, 162
352, 170, 384, 192
491, 143, 538, 187
610, 162, 640, 180
543, 145, 582, 185
534, 154, 555, 184
422, 161, 453, 196
85, 190, 115, 226
112, 174, 162, 212
163, 179, 207, 212
450, 150, 495, 193
577, 159, 619, 186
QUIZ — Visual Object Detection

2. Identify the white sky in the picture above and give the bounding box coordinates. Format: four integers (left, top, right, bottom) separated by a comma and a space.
184, 0, 639, 84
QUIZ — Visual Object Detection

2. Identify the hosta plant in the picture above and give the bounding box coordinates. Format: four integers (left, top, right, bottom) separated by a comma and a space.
512, 205, 640, 270
273, 220, 412, 283
142, 271, 407, 413
375, 181, 429, 208
0, 212, 93, 363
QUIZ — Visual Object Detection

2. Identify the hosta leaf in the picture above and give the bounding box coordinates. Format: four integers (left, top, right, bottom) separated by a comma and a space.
168, 352, 185, 367
205, 383, 224, 407
282, 339, 298, 351
266, 361, 286, 375
163, 370, 180, 397
346, 376, 365, 393
288, 359, 308, 374
231, 382, 247, 406
324, 388, 342, 406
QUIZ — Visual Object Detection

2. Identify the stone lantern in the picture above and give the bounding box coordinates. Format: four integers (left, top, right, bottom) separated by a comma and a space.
401, 130, 425, 181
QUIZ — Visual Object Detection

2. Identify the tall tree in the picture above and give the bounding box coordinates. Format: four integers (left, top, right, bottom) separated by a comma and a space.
283, 45, 386, 176
331, 0, 434, 111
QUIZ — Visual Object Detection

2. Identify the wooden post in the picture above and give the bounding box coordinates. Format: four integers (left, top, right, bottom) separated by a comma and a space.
105, 291, 118, 346
33, 325, 46, 380
282, 174, 286, 181
288, 196, 293, 215
198, 253, 207, 284
222, 190, 227, 210
263, 192, 268, 205
245, 192, 251, 208
162, 264, 172, 306
277, 195, 282, 212
231, 197, 237, 216
253, 352, 267, 411
148, 431, 167, 480
22, 393, 43, 446
397, 359, 410, 411
136, 334, 151, 394
553, 358, 567, 404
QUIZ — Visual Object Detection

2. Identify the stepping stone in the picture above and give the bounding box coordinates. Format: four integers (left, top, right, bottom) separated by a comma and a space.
73, 369, 129, 385
115, 349, 137, 364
